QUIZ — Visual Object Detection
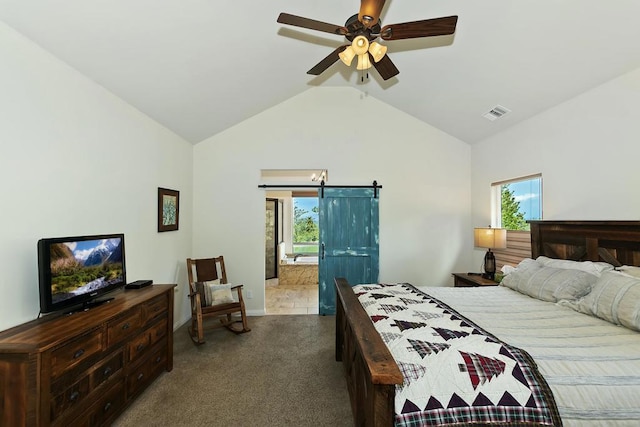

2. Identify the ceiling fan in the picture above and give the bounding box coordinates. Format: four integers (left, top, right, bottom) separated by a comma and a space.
277, 0, 458, 81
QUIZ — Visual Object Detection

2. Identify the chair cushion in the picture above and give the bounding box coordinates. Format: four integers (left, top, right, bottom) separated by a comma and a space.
195, 280, 235, 306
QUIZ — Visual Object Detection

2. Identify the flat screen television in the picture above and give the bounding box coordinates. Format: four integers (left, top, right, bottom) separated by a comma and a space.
37, 233, 126, 314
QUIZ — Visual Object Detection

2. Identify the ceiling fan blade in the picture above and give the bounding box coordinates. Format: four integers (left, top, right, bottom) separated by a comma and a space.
307, 46, 349, 75
371, 54, 399, 80
380, 16, 458, 40
277, 13, 348, 36
359, 0, 386, 28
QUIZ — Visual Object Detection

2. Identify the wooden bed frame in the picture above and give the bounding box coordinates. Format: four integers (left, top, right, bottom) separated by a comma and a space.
334, 220, 640, 426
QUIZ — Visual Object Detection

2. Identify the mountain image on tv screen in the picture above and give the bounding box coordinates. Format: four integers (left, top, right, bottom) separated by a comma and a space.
50, 238, 124, 303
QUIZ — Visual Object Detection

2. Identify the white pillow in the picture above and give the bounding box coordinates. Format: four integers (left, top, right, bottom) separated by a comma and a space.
207, 282, 235, 306
535, 256, 613, 277
516, 258, 538, 270
501, 264, 597, 302
195, 279, 236, 306
501, 265, 517, 275
616, 265, 640, 279
571, 271, 640, 331
500, 258, 537, 276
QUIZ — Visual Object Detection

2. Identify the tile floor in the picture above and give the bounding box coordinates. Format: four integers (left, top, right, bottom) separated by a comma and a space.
265, 278, 319, 315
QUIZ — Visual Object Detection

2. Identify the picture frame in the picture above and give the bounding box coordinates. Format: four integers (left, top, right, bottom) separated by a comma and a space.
158, 187, 180, 232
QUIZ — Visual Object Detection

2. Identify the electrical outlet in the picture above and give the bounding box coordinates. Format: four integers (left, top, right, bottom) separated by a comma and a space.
246, 290, 253, 299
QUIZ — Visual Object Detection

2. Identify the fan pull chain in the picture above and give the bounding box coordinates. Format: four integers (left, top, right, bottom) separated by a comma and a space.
360, 68, 369, 83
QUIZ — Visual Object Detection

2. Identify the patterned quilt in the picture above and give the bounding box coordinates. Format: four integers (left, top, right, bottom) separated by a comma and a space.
353, 283, 562, 427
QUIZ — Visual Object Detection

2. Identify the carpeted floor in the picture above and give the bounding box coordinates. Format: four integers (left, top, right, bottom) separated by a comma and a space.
113, 315, 353, 427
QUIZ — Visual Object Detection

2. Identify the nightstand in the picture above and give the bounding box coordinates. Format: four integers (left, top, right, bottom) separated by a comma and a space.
452, 273, 498, 287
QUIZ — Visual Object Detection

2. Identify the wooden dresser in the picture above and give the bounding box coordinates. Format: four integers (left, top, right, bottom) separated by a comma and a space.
0, 284, 175, 427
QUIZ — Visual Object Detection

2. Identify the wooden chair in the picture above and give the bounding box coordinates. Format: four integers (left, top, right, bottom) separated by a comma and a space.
186, 256, 250, 344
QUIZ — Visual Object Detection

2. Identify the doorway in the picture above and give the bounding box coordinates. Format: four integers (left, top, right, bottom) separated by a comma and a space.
263, 185, 320, 315
265, 191, 319, 314
260, 170, 380, 315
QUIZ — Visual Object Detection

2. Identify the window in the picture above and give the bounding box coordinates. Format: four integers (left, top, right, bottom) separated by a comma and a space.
293, 196, 319, 253
491, 174, 542, 231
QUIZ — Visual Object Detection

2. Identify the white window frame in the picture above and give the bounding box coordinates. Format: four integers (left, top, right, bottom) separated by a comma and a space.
491, 173, 543, 230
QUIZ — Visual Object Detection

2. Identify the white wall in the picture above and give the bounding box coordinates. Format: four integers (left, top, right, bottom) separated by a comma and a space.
0, 22, 193, 330
471, 67, 640, 266
6, 9, 637, 330
193, 87, 472, 315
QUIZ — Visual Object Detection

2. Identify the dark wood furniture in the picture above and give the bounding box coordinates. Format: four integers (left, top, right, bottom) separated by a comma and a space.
529, 220, 640, 265
335, 220, 640, 427
0, 284, 175, 427
452, 272, 498, 287
186, 256, 250, 344
335, 277, 403, 427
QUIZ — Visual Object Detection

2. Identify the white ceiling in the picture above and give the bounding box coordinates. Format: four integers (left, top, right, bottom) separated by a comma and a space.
2, 0, 640, 144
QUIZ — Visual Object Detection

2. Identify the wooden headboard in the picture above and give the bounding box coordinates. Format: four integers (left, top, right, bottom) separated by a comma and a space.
529, 220, 640, 267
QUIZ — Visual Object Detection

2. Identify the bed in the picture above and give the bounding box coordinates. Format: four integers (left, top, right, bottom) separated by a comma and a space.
335, 220, 640, 426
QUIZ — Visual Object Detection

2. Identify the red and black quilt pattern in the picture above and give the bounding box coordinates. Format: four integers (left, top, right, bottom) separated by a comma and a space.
354, 283, 562, 427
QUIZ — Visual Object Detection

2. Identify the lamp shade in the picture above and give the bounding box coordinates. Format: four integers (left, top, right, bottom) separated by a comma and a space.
356, 53, 372, 70
368, 42, 387, 62
339, 46, 356, 66
352, 36, 369, 55
474, 227, 507, 249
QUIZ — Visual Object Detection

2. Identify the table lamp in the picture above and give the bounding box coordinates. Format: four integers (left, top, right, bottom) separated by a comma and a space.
474, 227, 507, 280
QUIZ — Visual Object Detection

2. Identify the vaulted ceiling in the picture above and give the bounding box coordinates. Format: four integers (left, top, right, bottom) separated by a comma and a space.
2, 1, 640, 144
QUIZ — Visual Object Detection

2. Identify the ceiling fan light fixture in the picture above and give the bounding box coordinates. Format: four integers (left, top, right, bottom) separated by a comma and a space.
352, 35, 369, 56
339, 46, 356, 66
368, 42, 387, 62
277, 5, 458, 81
356, 53, 372, 70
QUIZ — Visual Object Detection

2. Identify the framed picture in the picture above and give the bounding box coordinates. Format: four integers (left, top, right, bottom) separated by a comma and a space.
158, 187, 180, 232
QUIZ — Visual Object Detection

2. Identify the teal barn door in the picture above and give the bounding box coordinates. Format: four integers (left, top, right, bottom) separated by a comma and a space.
318, 187, 379, 315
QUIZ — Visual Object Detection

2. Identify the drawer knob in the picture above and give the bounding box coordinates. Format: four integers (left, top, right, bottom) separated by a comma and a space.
69, 391, 80, 402
73, 349, 85, 359
137, 372, 144, 381
136, 343, 145, 351
104, 402, 112, 412
103, 366, 113, 378
155, 356, 161, 363
122, 322, 130, 330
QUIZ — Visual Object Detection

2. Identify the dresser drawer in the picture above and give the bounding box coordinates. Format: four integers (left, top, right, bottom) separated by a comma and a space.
127, 330, 151, 363
54, 377, 126, 427
50, 331, 103, 378
91, 350, 123, 389
88, 378, 126, 427
50, 374, 90, 421
126, 343, 167, 399
149, 317, 168, 347
107, 309, 142, 346
127, 317, 167, 363
54, 409, 92, 427
143, 295, 168, 322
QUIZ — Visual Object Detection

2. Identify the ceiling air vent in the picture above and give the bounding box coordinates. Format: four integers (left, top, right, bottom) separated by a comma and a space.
483, 105, 511, 121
